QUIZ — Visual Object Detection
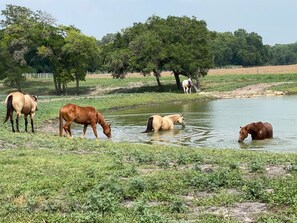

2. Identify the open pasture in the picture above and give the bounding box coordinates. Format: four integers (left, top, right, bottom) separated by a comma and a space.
0, 70, 297, 222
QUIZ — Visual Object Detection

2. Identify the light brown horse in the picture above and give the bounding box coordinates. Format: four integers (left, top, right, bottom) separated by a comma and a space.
143, 114, 185, 133
59, 104, 111, 139
4, 92, 38, 132
238, 122, 273, 142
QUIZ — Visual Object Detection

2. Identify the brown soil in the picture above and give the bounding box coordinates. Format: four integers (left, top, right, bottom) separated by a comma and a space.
201, 82, 287, 99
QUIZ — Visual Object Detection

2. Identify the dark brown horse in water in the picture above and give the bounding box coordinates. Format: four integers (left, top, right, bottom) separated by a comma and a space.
4, 92, 38, 132
59, 104, 111, 139
238, 122, 273, 142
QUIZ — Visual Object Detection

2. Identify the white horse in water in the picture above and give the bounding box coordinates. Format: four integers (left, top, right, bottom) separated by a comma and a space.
182, 78, 193, 94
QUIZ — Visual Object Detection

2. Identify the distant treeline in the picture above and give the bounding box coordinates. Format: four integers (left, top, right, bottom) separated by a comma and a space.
0, 4, 296, 94
210, 30, 297, 67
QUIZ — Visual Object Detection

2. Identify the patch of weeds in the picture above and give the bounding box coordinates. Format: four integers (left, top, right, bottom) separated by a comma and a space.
197, 214, 239, 223
134, 153, 155, 165
133, 199, 167, 223
257, 213, 297, 223
86, 190, 119, 217
192, 162, 202, 172
176, 153, 189, 165
287, 163, 297, 173
125, 177, 146, 199
95, 180, 124, 201
117, 165, 138, 178
229, 162, 240, 170
169, 198, 188, 213
189, 169, 242, 192
248, 160, 265, 173
157, 157, 170, 169
243, 180, 267, 201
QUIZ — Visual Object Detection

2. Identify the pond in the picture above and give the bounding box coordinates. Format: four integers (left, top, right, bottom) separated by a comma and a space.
73, 95, 297, 153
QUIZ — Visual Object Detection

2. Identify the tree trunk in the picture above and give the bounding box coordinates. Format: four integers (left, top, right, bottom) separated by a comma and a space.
153, 69, 162, 89
53, 76, 58, 94
75, 74, 80, 94
194, 73, 201, 92
173, 72, 181, 90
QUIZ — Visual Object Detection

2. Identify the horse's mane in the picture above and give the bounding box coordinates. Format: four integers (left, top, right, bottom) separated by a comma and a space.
96, 111, 109, 127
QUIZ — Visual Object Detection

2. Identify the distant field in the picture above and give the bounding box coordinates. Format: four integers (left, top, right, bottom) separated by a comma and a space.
208, 64, 297, 75
88, 64, 297, 78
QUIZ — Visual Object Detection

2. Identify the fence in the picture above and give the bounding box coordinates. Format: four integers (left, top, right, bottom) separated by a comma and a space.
22, 73, 53, 79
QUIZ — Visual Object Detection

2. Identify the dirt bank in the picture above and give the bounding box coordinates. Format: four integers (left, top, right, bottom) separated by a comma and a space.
200, 82, 287, 99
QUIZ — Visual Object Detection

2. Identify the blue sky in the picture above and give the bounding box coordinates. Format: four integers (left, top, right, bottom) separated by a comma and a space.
1, 0, 296, 45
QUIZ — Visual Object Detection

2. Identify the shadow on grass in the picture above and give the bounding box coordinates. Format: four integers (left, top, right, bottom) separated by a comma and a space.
0, 80, 181, 96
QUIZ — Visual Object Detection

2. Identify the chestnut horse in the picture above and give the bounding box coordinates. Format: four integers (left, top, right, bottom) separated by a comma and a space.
4, 92, 38, 132
182, 78, 193, 94
143, 114, 185, 133
59, 104, 111, 139
238, 122, 273, 142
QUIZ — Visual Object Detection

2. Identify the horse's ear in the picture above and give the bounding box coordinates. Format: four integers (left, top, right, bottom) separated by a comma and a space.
33, 95, 38, 101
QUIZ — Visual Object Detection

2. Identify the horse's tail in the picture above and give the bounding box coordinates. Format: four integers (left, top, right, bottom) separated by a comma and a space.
4, 95, 13, 123
142, 117, 154, 133
59, 109, 63, 137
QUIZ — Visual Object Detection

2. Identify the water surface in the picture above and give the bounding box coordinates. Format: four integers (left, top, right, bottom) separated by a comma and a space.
73, 95, 297, 153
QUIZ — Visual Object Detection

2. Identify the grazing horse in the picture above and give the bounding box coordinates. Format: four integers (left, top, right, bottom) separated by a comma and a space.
59, 104, 111, 139
238, 122, 273, 142
4, 92, 38, 132
143, 114, 185, 133
182, 78, 193, 94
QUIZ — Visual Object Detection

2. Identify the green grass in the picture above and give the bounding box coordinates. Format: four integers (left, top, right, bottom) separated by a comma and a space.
0, 73, 297, 222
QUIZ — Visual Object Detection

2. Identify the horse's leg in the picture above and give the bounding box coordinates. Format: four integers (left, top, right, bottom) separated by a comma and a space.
24, 115, 28, 132
10, 113, 15, 132
63, 121, 72, 137
29, 114, 35, 133
82, 124, 88, 139
91, 123, 99, 140
16, 112, 21, 132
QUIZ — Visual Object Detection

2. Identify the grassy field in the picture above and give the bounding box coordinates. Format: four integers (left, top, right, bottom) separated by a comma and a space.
0, 70, 297, 222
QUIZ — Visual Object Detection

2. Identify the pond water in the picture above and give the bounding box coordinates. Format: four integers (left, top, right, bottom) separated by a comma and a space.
73, 95, 297, 153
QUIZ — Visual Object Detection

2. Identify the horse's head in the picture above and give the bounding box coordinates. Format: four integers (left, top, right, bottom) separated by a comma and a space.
30, 95, 38, 112
103, 123, 112, 138
176, 114, 185, 127
238, 126, 249, 142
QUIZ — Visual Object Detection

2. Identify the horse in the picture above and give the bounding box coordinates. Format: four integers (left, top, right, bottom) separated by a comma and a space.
59, 103, 111, 139
4, 92, 38, 133
182, 78, 193, 94
238, 122, 273, 142
143, 114, 185, 133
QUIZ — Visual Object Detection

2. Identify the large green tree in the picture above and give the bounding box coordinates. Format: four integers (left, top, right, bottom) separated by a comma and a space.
61, 27, 100, 92
101, 15, 213, 91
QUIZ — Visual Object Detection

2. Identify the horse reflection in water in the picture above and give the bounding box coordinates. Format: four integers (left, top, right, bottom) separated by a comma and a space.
238, 121, 273, 142
150, 129, 182, 144
143, 114, 185, 133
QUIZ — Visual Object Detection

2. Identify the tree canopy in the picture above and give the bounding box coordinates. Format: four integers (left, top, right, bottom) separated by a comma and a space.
1, 4, 296, 94
101, 15, 213, 90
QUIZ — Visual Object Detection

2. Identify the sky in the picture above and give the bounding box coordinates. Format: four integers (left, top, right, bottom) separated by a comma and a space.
1, 0, 296, 46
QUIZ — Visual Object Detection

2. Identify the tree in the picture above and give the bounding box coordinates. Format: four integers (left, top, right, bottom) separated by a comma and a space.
210, 29, 269, 67
61, 27, 100, 93
0, 4, 37, 90
100, 15, 213, 91
161, 16, 212, 90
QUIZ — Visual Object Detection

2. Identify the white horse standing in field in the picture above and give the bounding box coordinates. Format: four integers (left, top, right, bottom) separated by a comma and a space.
182, 78, 193, 94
